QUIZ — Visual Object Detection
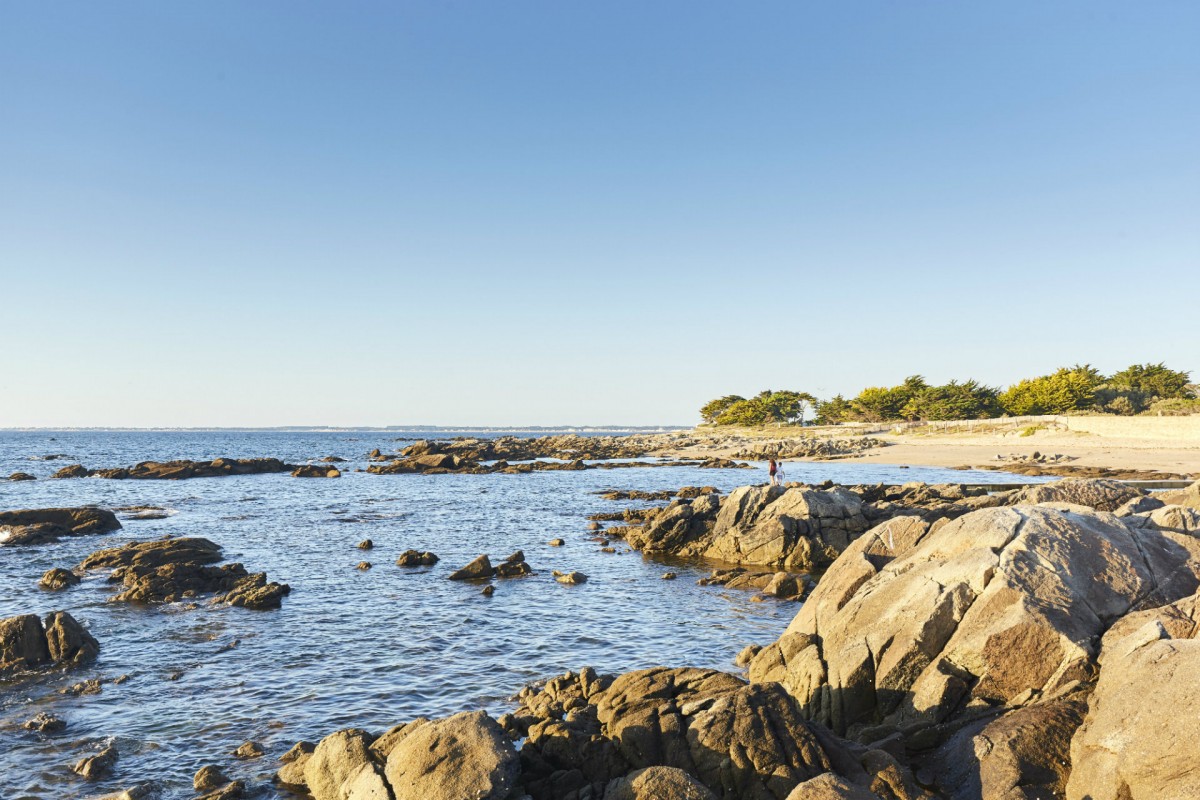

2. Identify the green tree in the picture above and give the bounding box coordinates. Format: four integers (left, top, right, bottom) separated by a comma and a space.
901, 380, 1002, 420
849, 375, 928, 421
699, 395, 745, 424
1107, 363, 1192, 404
999, 366, 1104, 415
816, 395, 854, 424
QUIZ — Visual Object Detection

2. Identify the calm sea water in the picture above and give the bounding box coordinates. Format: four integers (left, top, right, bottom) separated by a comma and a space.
0, 430, 1039, 799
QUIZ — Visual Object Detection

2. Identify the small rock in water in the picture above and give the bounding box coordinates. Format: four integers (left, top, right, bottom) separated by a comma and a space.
448, 554, 494, 580
587, 522, 602, 531
554, 571, 588, 585
72, 744, 118, 779
547, 538, 565, 547
661, 572, 678, 580
9, 472, 36, 481
356, 561, 372, 570
232, 740, 264, 759
750, 594, 766, 603
396, 549, 439, 567
113, 673, 131, 684
194, 764, 230, 791
197, 781, 245, 800
481, 585, 495, 597
24, 712, 67, 732
61, 678, 103, 696
600, 547, 616, 553
39, 567, 80, 590
357, 539, 374, 550
735, 644, 762, 667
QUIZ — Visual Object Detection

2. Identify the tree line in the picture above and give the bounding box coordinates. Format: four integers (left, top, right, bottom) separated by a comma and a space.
699, 363, 1197, 426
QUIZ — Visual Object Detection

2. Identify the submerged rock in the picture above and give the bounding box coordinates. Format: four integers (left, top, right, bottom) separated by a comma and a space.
292, 464, 341, 478
72, 744, 118, 780
554, 571, 588, 584
24, 712, 67, 733
0, 506, 121, 546
8, 472, 36, 481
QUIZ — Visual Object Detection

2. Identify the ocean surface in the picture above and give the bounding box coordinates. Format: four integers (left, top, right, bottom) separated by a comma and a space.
0, 430, 1043, 799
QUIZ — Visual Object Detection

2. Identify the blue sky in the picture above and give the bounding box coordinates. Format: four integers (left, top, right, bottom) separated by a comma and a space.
2, 2, 1197, 426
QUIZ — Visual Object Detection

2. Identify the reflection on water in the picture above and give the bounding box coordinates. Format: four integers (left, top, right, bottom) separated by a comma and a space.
0, 431, 1041, 798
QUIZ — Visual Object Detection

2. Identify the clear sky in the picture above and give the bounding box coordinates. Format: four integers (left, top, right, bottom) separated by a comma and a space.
2, 2, 1197, 427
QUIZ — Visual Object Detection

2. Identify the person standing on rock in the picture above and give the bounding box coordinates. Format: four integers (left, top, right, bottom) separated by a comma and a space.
768, 458, 778, 486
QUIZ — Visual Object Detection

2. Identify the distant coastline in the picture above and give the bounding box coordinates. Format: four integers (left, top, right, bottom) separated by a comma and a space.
0, 425, 692, 433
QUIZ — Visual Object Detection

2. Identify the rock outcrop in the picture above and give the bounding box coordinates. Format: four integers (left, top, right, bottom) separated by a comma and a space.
79, 537, 290, 609
0, 506, 121, 546
291, 464, 342, 478
53, 457, 295, 480
0, 611, 98, 676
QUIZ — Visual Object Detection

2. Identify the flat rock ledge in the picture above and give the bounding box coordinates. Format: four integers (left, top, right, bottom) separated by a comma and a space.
53, 457, 299, 480
78, 537, 290, 609
0, 506, 122, 546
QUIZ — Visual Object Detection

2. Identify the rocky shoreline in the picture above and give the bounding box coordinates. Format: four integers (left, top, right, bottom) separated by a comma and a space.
5, 475, 1199, 798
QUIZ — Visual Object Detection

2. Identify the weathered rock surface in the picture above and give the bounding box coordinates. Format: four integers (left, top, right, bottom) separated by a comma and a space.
604, 766, 718, 800
291, 464, 342, 478
396, 549, 439, 567
0, 506, 121, 546
385, 710, 520, 800
55, 457, 298, 480
1065, 589, 1200, 799
39, 567, 81, 590
9, 471, 36, 481
73, 744, 118, 779
1157, 477, 1200, 509
0, 611, 98, 676
749, 504, 1200, 746
24, 711, 68, 732
1012, 478, 1144, 512
448, 554, 494, 580
79, 537, 290, 608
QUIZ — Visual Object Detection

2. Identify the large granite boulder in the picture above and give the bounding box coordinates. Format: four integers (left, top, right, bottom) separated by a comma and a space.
1065, 590, 1200, 799
0, 506, 121, 546
624, 486, 871, 572
604, 766, 717, 800
384, 710, 520, 800
0, 611, 98, 676
749, 505, 1200, 745
304, 728, 388, 800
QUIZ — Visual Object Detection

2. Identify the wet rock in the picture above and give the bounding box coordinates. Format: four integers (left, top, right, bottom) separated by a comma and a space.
482, 585, 496, 597
0, 506, 122, 546
448, 554, 494, 580
73, 744, 118, 779
384, 710, 519, 800
276, 741, 315, 788
554, 571, 588, 584
604, 766, 717, 800
395, 549, 439, 567
23, 711, 67, 732
194, 764, 231, 791
749, 505, 1200, 746
662, 571, 677, 580
495, 550, 533, 578
39, 567, 80, 590
61, 678, 104, 695
548, 538, 565, 547
196, 782, 245, 800
57, 457, 295, 480
357, 539, 374, 550
9, 472, 36, 481
79, 537, 289, 609
0, 611, 98, 676
233, 740, 264, 759
356, 561, 372, 570
292, 464, 341, 478
735, 645, 761, 667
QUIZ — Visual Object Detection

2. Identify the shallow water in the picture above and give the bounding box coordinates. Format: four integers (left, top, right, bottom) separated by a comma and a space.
0, 431, 1042, 799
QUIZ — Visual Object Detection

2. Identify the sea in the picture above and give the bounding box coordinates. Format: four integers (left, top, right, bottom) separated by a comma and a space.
0, 430, 1044, 799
